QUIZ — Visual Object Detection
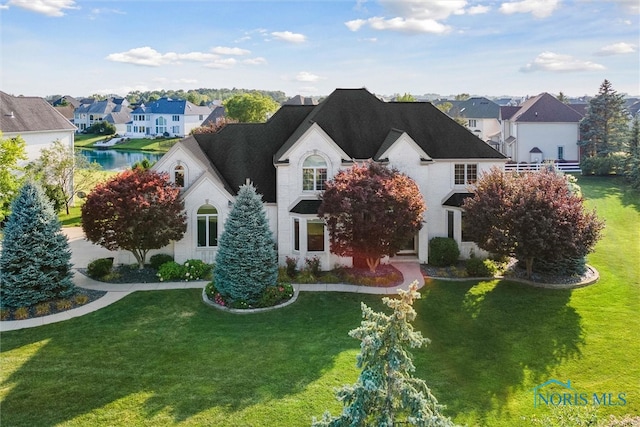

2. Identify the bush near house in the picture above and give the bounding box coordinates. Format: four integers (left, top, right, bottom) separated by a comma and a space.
429, 237, 460, 267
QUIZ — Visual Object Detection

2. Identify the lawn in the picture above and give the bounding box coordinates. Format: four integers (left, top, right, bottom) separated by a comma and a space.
75, 133, 178, 152
1, 176, 638, 426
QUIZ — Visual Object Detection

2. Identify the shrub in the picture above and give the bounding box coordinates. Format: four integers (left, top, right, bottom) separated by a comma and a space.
183, 259, 212, 280
285, 256, 298, 278
14, 307, 29, 320
56, 299, 72, 311
87, 257, 114, 278
305, 256, 321, 276
35, 302, 51, 316
258, 284, 294, 307
0, 308, 10, 320
465, 257, 498, 277
428, 237, 460, 267
277, 267, 291, 283
581, 154, 628, 176
157, 261, 186, 281
74, 294, 89, 305
149, 253, 174, 270
532, 256, 587, 276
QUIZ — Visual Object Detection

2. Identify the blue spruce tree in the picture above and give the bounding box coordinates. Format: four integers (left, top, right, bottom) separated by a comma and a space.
214, 184, 278, 305
0, 181, 75, 308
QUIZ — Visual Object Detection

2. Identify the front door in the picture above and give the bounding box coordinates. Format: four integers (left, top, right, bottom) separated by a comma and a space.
397, 235, 417, 255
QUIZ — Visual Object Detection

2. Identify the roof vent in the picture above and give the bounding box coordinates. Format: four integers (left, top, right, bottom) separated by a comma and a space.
9, 111, 14, 118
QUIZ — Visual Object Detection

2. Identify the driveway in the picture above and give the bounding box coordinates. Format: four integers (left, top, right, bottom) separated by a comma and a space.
63, 227, 118, 268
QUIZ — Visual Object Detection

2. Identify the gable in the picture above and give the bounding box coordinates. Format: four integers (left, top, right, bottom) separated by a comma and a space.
0, 91, 76, 133
512, 93, 584, 123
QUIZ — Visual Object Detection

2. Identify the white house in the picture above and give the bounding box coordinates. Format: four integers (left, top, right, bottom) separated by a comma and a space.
74, 97, 130, 133
146, 89, 507, 270
126, 98, 211, 138
500, 93, 584, 163
0, 91, 76, 162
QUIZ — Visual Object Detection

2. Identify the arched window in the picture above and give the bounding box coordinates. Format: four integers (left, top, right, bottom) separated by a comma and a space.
156, 116, 167, 135
174, 165, 185, 187
302, 155, 327, 191
197, 205, 218, 247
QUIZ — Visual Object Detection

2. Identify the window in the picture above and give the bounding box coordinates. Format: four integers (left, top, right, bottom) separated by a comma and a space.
558, 146, 565, 160
174, 165, 185, 187
447, 211, 454, 239
172, 115, 180, 122
307, 220, 325, 252
461, 211, 470, 242
155, 116, 167, 134
172, 125, 180, 134
454, 164, 478, 185
293, 219, 300, 251
302, 155, 328, 191
197, 205, 218, 247
468, 119, 477, 127
127, 125, 131, 133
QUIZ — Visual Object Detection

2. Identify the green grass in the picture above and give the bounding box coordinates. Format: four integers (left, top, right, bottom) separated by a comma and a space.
74, 133, 179, 152
2, 176, 639, 426
58, 170, 117, 227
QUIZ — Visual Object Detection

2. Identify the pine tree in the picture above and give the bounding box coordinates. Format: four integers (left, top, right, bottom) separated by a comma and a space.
0, 181, 75, 308
579, 79, 629, 158
625, 117, 640, 189
312, 281, 455, 427
214, 184, 278, 304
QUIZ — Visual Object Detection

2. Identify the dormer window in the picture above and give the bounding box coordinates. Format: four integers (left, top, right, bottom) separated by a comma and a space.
302, 155, 327, 191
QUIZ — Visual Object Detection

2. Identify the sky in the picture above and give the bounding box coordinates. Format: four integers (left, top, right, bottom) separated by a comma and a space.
0, 0, 638, 100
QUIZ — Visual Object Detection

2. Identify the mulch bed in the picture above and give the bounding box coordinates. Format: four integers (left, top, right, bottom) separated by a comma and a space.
77, 266, 161, 283
1, 287, 107, 321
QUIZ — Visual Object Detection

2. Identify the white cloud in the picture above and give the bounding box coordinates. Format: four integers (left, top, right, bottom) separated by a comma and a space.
500, 0, 561, 18
243, 57, 268, 65
203, 58, 237, 69
271, 31, 307, 43
520, 52, 606, 72
367, 16, 451, 34
468, 5, 490, 14
595, 42, 637, 56
7, 0, 77, 17
295, 72, 322, 82
379, 0, 467, 20
607, 0, 640, 15
211, 46, 251, 56
106, 47, 225, 67
345, 19, 367, 31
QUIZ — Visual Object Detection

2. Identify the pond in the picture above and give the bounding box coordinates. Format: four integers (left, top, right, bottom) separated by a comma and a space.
77, 149, 165, 171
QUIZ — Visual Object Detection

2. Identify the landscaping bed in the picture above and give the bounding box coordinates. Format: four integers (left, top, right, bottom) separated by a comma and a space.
0, 287, 106, 321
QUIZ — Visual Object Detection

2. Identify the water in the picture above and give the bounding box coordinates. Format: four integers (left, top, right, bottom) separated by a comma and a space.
77, 149, 164, 171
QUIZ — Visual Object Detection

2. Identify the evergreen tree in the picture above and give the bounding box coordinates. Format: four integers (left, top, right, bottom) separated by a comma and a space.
313, 282, 455, 427
214, 184, 278, 304
579, 79, 629, 157
625, 117, 640, 189
0, 181, 75, 308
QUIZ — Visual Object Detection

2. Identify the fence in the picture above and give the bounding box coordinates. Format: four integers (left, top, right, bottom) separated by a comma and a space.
504, 161, 581, 173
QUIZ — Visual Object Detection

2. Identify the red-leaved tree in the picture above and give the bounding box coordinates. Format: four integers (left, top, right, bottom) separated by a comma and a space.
462, 167, 604, 277
81, 169, 187, 269
318, 161, 426, 272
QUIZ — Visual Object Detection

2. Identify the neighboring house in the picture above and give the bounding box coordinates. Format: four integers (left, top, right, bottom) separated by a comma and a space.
499, 93, 584, 163
140, 88, 506, 269
52, 95, 81, 109
201, 105, 226, 127
0, 91, 76, 162
74, 97, 130, 132
54, 105, 75, 123
103, 111, 131, 135
126, 97, 211, 138
283, 95, 318, 106
451, 97, 501, 145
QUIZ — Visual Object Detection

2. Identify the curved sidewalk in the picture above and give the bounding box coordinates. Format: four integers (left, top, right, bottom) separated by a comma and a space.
0, 262, 425, 332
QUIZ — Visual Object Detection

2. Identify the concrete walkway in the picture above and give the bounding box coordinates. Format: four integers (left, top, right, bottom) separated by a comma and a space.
0, 262, 425, 332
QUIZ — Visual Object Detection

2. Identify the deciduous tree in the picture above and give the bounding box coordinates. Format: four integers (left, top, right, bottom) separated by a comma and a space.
462, 168, 604, 277
0, 181, 75, 308
312, 281, 455, 427
0, 132, 27, 221
396, 93, 416, 102
81, 168, 187, 269
319, 161, 425, 272
223, 92, 280, 122
214, 184, 278, 304
579, 79, 629, 157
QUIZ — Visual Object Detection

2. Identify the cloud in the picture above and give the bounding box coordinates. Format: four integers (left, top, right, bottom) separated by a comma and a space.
595, 42, 637, 56
243, 57, 268, 65
608, 0, 640, 15
378, 0, 467, 20
500, 0, 561, 18
346, 17, 451, 34
271, 31, 307, 43
468, 5, 490, 14
203, 58, 237, 69
6, 0, 77, 17
211, 46, 250, 56
520, 52, 606, 72
89, 7, 125, 19
106, 47, 224, 67
295, 72, 322, 82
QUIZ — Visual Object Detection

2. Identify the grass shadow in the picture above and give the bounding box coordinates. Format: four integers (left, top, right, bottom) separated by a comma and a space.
413, 279, 584, 423
1, 290, 380, 426
578, 175, 640, 212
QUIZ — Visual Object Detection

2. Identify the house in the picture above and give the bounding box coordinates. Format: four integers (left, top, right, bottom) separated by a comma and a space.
139, 89, 507, 270
283, 95, 318, 106
0, 91, 76, 162
103, 111, 131, 135
126, 97, 211, 138
450, 97, 501, 145
500, 93, 584, 163
51, 95, 81, 109
74, 97, 131, 133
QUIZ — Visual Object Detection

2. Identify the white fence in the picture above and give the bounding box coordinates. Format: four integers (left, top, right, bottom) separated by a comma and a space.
504, 162, 581, 173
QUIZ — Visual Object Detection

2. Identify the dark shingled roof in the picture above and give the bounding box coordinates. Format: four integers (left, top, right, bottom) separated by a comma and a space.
290, 199, 322, 214
1, 91, 76, 133
189, 88, 505, 203
511, 93, 584, 123
443, 192, 474, 207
